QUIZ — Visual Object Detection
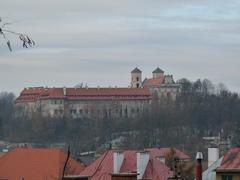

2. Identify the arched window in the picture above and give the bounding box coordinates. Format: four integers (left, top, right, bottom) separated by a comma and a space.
167, 92, 171, 99
125, 107, 128, 118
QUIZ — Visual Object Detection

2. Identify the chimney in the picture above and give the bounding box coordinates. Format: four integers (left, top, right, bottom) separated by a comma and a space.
137, 151, 150, 180
63, 87, 67, 96
208, 148, 219, 167
113, 151, 124, 174
196, 152, 203, 180
158, 156, 165, 164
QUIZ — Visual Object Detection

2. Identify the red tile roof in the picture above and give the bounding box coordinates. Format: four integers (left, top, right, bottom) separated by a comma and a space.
143, 77, 165, 87
143, 158, 172, 180
79, 150, 114, 180
16, 87, 151, 102
146, 147, 190, 160
216, 148, 240, 172
0, 148, 85, 180
79, 149, 173, 180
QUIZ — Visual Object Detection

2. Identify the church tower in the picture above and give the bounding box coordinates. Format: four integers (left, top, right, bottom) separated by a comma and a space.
131, 67, 142, 88
152, 67, 164, 78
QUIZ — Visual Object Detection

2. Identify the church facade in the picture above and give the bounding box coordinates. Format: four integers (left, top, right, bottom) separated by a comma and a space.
15, 67, 181, 119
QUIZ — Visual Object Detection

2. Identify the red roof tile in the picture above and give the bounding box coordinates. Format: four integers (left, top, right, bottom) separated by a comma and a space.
79, 149, 173, 180
146, 147, 190, 160
80, 150, 113, 180
16, 87, 151, 102
143, 158, 172, 180
120, 150, 137, 173
0, 148, 85, 180
143, 77, 164, 87
217, 148, 240, 172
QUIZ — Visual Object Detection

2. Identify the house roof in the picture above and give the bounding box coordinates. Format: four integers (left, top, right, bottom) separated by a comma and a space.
216, 148, 240, 172
79, 149, 174, 180
203, 157, 223, 180
15, 87, 151, 103
131, 67, 142, 73
152, 67, 164, 73
143, 77, 165, 87
146, 147, 190, 160
0, 148, 85, 180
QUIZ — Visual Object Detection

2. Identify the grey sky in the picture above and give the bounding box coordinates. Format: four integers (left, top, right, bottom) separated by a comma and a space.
0, 0, 240, 94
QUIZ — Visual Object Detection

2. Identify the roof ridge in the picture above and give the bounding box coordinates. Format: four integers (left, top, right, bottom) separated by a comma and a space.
89, 150, 112, 178
131, 67, 142, 73
152, 67, 164, 73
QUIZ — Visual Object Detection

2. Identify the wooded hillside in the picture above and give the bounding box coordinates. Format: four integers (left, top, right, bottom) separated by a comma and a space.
0, 79, 240, 157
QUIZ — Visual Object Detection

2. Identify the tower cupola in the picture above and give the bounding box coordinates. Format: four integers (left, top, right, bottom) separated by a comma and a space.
152, 67, 164, 78
131, 67, 142, 88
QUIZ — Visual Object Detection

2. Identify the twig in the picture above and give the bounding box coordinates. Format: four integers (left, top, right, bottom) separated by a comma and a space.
0, 17, 35, 51
62, 145, 71, 180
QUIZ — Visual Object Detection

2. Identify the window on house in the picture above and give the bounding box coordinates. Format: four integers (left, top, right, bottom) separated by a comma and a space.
54, 109, 58, 114
136, 107, 140, 113
125, 107, 128, 118
79, 109, 83, 114
85, 109, 88, 114
71, 109, 76, 114
136, 77, 139, 81
221, 175, 233, 180
120, 109, 122, 118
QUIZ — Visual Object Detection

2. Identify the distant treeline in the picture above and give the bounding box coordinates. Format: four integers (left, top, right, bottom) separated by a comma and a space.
0, 78, 240, 157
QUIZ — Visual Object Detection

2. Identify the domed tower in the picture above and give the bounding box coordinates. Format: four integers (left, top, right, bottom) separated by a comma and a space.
131, 67, 142, 88
152, 67, 164, 78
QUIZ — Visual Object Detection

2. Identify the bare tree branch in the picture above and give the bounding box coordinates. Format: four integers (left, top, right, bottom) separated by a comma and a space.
61, 145, 70, 180
0, 17, 35, 51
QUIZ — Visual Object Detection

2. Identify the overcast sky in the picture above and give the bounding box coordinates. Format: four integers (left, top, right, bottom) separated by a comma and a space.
0, 0, 240, 95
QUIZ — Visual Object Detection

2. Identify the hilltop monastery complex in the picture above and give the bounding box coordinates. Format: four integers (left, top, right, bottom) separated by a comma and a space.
15, 67, 181, 119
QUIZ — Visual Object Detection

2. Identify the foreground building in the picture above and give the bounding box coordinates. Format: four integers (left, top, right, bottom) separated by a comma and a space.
216, 148, 240, 180
15, 67, 181, 119
0, 147, 85, 180
65, 147, 189, 180
203, 148, 240, 180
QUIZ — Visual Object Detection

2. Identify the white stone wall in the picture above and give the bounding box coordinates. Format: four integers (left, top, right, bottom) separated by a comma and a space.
150, 84, 181, 101
39, 99, 65, 117
131, 73, 142, 88
19, 98, 150, 119
14, 101, 37, 118
65, 99, 149, 119
152, 72, 164, 78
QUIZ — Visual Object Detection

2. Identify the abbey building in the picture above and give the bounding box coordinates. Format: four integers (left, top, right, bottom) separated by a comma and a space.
15, 67, 181, 119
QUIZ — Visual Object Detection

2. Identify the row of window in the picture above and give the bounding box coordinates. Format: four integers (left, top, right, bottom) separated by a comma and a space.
54, 109, 63, 114
53, 100, 64, 105
70, 107, 140, 115
53, 107, 141, 116
54, 108, 140, 115
152, 88, 179, 93
221, 175, 232, 180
